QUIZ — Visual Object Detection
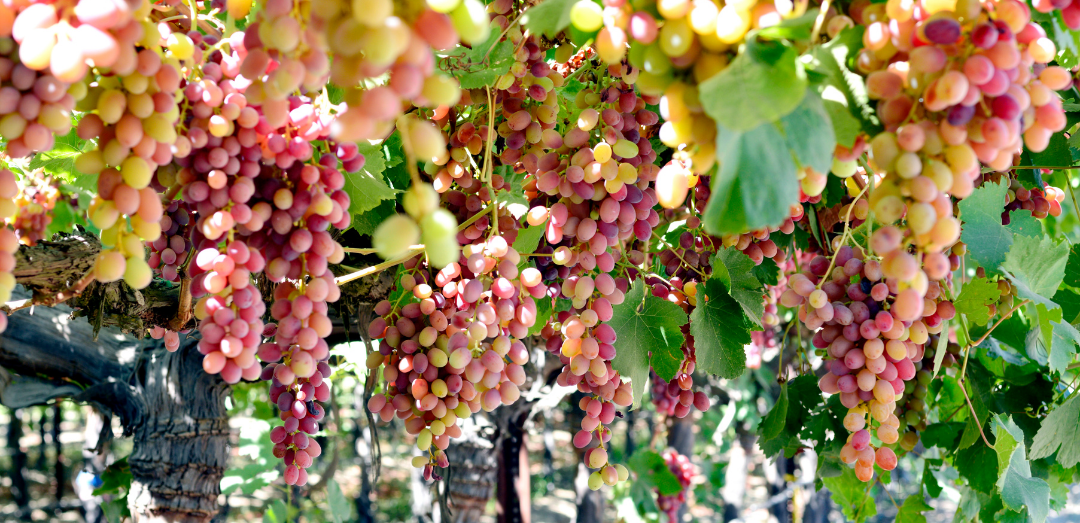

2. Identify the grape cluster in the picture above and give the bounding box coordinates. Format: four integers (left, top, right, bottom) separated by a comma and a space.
0, 169, 20, 330
367, 234, 537, 477
147, 199, 194, 282
785, 246, 942, 482
265, 351, 330, 487
148, 325, 182, 352
656, 448, 694, 523
1002, 176, 1065, 223
9, 171, 61, 246
240, 0, 330, 104
317, 0, 480, 142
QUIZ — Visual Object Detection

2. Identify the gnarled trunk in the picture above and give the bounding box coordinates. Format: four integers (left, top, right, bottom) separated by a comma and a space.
126, 342, 230, 522
0, 290, 230, 523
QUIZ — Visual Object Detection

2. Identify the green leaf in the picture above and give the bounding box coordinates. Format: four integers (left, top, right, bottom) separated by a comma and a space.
496, 165, 529, 218
1048, 320, 1080, 374
529, 295, 553, 337
954, 277, 1001, 327
1029, 393, 1080, 468
702, 91, 834, 236
93, 458, 132, 496
821, 467, 877, 523
752, 256, 780, 286
959, 179, 1040, 275
711, 248, 766, 327
28, 128, 94, 182
758, 384, 789, 441
699, 40, 807, 132
993, 416, 1051, 523
512, 223, 546, 260
263, 499, 289, 523
755, 9, 818, 41
896, 495, 933, 523
628, 449, 683, 496
956, 442, 999, 494
689, 278, 753, 379
447, 30, 516, 90
932, 321, 950, 378
805, 26, 881, 147
522, 0, 576, 38
345, 142, 398, 216
350, 199, 395, 236
959, 370, 992, 450
921, 421, 964, 450
609, 279, 689, 408
923, 459, 944, 498
1064, 245, 1080, 288
326, 478, 352, 523
1028, 131, 1073, 169
1001, 233, 1069, 309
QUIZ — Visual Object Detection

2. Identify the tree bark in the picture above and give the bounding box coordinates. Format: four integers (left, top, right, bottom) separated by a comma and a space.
0, 291, 230, 523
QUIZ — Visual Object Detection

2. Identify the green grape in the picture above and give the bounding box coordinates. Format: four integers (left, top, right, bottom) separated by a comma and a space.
425, 236, 460, 269
123, 255, 152, 289
449, 0, 490, 45
373, 214, 421, 260
427, 0, 462, 14
554, 44, 575, 63
403, 183, 440, 220
570, 0, 603, 32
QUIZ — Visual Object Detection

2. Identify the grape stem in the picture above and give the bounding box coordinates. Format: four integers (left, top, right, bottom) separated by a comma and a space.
483, 87, 498, 238
815, 178, 871, 290
877, 478, 899, 509
958, 383, 995, 449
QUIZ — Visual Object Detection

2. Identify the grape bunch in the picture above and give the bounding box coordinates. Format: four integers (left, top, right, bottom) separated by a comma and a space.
316, 0, 480, 142
785, 245, 942, 482
656, 448, 695, 523
0, 169, 21, 330
265, 349, 330, 487
9, 171, 61, 246
191, 241, 267, 384
148, 325, 182, 352
1002, 175, 1065, 223
147, 199, 194, 282
239, 0, 330, 104
367, 233, 537, 478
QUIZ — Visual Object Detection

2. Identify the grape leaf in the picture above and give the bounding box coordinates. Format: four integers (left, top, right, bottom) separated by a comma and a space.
496, 165, 529, 218
512, 223, 546, 259
956, 442, 999, 494
1048, 320, 1080, 374
263, 499, 289, 523
609, 279, 689, 408
699, 40, 807, 132
628, 449, 683, 496
752, 257, 780, 287
1064, 245, 1080, 288
758, 384, 789, 441
958, 369, 992, 450
446, 30, 516, 90
702, 91, 833, 236
711, 248, 765, 327
759, 375, 823, 457
1029, 394, 1080, 468
821, 467, 877, 523
993, 416, 1051, 523
345, 143, 398, 216
805, 26, 882, 147
689, 278, 753, 379
521, 0, 575, 38
921, 422, 964, 450
1001, 233, 1069, 310
326, 479, 352, 523
954, 277, 1001, 327
958, 179, 1041, 275
896, 495, 933, 523
28, 128, 94, 182
923, 459, 944, 498
350, 199, 395, 237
